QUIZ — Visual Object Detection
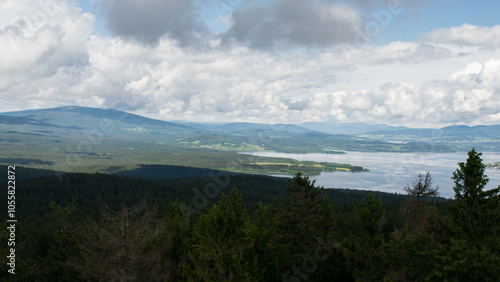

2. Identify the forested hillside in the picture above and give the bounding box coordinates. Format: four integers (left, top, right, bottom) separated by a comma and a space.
1, 149, 499, 281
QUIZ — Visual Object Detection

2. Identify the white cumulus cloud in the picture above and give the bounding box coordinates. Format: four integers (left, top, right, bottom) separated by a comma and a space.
1, 1, 500, 128
421, 24, 500, 48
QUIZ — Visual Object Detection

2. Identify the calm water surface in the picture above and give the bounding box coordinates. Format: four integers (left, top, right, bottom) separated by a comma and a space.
243, 151, 500, 198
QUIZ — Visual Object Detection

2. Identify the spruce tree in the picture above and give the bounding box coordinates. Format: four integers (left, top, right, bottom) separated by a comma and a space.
275, 172, 336, 268
347, 193, 385, 280
355, 193, 385, 247
187, 188, 252, 281
451, 148, 500, 243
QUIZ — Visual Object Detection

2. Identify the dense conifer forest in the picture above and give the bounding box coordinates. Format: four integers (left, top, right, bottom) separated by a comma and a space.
1, 149, 499, 281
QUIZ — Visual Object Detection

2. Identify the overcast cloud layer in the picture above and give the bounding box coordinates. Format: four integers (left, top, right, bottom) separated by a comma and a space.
1, 0, 500, 127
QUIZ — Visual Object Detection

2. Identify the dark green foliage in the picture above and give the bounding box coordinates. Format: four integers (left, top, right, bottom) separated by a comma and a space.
116, 164, 240, 179
344, 193, 386, 280
355, 193, 385, 246
1, 150, 499, 281
451, 148, 500, 243
274, 173, 336, 268
0, 167, 408, 221
187, 188, 252, 281
242, 203, 281, 281
383, 230, 438, 281
452, 148, 491, 205
272, 173, 353, 281
0, 165, 63, 181
156, 202, 193, 277
428, 239, 500, 281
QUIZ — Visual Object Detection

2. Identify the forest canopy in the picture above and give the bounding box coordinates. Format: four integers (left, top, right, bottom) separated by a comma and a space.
0, 149, 499, 281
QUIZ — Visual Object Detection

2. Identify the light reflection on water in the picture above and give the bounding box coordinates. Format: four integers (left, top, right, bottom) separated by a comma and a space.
243, 151, 500, 198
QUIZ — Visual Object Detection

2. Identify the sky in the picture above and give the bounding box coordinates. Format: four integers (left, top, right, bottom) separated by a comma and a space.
1, 0, 500, 127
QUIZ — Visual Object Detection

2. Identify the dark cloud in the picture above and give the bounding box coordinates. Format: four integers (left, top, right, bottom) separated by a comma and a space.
282, 98, 311, 111
222, 0, 362, 49
107, 0, 205, 45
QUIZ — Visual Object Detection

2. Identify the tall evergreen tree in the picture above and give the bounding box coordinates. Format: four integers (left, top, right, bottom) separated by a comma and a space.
451, 148, 500, 243
274, 172, 336, 269
355, 192, 385, 247
187, 188, 252, 281
345, 192, 386, 280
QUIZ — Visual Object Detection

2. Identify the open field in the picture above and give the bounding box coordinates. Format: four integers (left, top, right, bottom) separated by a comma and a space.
0, 133, 366, 176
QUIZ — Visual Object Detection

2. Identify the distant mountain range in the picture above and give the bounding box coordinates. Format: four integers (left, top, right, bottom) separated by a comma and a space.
1, 106, 500, 151
300, 121, 500, 139
0, 106, 339, 141
299, 122, 409, 135
1, 106, 195, 135
213, 122, 312, 134
366, 125, 500, 139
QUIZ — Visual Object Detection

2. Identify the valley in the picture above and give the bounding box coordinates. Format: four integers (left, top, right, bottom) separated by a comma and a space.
2, 106, 500, 179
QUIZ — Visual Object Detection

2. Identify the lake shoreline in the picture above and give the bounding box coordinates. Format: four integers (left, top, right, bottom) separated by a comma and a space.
240, 151, 500, 198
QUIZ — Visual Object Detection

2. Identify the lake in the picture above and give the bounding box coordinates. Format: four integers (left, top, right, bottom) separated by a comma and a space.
243, 151, 500, 198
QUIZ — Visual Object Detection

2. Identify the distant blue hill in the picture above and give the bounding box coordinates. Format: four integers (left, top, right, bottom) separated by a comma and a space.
300, 121, 500, 140
300, 122, 410, 135
3, 106, 499, 143
0, 115, 80, 137
1, 106, 197, 134
368, 125, 500, 139
213, 122, 314, 135
0, 106, 337, 141
0, 116, 62, 128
